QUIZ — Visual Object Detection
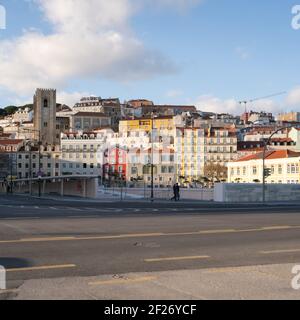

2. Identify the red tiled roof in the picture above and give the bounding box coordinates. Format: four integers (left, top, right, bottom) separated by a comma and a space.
270, 138, 293, 143
0, 139, 23, 145
236, 149, 300, 162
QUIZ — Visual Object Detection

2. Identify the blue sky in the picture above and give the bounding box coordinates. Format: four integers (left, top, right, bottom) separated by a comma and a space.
0, 0, 299, 114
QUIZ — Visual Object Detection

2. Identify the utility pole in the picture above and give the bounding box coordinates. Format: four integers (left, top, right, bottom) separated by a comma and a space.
262, 125, 292, 203
151, 113, 155, 202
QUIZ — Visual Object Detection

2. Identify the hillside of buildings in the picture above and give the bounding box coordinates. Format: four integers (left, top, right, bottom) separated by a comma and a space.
0, 88, 300, 188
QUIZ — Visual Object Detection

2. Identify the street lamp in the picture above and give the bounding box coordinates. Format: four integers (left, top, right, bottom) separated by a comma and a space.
150, 112, 157, 202
262, 125, 293, 203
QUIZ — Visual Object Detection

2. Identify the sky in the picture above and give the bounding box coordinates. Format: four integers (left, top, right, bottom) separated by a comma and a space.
0, 0, 300, 115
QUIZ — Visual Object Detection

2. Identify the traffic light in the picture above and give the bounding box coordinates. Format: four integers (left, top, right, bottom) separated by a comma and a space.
264, 168, 272, 178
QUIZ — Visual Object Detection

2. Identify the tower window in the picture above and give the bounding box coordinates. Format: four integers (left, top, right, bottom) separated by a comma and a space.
44, 99, 48, 108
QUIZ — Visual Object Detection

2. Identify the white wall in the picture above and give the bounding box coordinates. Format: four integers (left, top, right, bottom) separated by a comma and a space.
214, 183, 300, 202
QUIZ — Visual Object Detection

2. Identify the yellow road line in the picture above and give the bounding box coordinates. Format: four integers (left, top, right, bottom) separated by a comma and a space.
21, 237, 77, 242
261, 226, 291, 230
0, 289, 19, 294
6, 264, 76, 273
0, 225, 297, 245
260, 249, 300, 254
89, 276, 156, 286
199, 229, 236, 234
145, 255, 210, 263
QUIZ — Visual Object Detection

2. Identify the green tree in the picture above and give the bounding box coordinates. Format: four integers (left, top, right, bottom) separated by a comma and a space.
4, 106, 18, 115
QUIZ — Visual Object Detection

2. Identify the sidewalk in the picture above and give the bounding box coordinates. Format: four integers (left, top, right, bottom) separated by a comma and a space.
5, 193, 300, 208
3, 263, 299, 300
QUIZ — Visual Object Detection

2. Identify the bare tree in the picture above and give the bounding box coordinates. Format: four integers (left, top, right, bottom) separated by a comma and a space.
204, 162, 228, 185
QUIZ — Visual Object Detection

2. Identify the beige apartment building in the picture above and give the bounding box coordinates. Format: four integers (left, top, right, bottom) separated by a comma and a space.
227, 150, 300, 184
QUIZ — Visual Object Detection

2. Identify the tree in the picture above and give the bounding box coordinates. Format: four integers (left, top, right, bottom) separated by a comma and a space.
4, 106, 18, 115
0, 109, 7, 117
204, 162, 228, 185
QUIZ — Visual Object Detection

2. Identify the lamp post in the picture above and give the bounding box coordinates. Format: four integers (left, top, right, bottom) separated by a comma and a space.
262, 125, 292, 203
150, 112, 157, 202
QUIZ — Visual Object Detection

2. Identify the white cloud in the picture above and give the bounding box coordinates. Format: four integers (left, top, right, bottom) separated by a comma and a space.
195, 94, 281, 116
57, 91, 92, 107
1, 0, 199, 98
166, 89, 183, 98
286, 86, 300, 106
195, 95, 240, 114
235, 47, 250, 60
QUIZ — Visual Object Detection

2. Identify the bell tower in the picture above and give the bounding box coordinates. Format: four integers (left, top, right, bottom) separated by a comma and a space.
33, 88, 56, 145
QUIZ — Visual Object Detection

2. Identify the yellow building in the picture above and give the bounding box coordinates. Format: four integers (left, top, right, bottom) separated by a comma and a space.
119, 116, 175, 133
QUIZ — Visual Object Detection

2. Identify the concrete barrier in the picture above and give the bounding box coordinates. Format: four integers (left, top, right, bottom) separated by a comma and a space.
214, 183, 300, 202
100, 187, 214, 201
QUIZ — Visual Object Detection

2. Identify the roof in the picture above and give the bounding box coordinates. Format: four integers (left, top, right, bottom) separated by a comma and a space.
0, 139, 23, 145
147, 105, 197, 110
270, 138, 293, 143
73, 112, 109, 117
235, 149, 300, 162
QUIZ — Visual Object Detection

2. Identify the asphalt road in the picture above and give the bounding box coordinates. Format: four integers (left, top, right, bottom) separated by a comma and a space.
1, 194, 300, 299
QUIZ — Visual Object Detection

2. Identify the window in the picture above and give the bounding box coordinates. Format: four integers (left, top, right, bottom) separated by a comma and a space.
278, 165, 282, 174
44, 99, 48, 108
271, 165, 275, 174
291, 164, 296, 174
252, 166, 257, 175
44, 122, 48, 128
131, 167, 138, 175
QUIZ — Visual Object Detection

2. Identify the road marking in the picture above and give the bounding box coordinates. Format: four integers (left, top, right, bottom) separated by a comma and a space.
20, 236, 77, 242
145, 255, 210, 263
89, 276, 156, 286
199, 229, 236, 234
49, 207, 58, 210
204, 266, 251, 274
0, 289, 20, 294
6, 264, 76, 273
0, 225, 297, 245
260, 249, 300, 254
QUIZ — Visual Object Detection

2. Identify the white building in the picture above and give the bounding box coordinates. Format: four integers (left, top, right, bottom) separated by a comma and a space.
227, 149, 300, 184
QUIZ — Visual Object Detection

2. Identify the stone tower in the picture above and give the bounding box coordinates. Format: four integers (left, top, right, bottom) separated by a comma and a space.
33, 88, 56, 145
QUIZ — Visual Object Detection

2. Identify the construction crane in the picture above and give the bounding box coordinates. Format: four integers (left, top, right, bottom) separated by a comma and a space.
239, 91, 286, 113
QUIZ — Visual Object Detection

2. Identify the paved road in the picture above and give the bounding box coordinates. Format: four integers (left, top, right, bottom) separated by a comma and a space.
1, 194, 300, 299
